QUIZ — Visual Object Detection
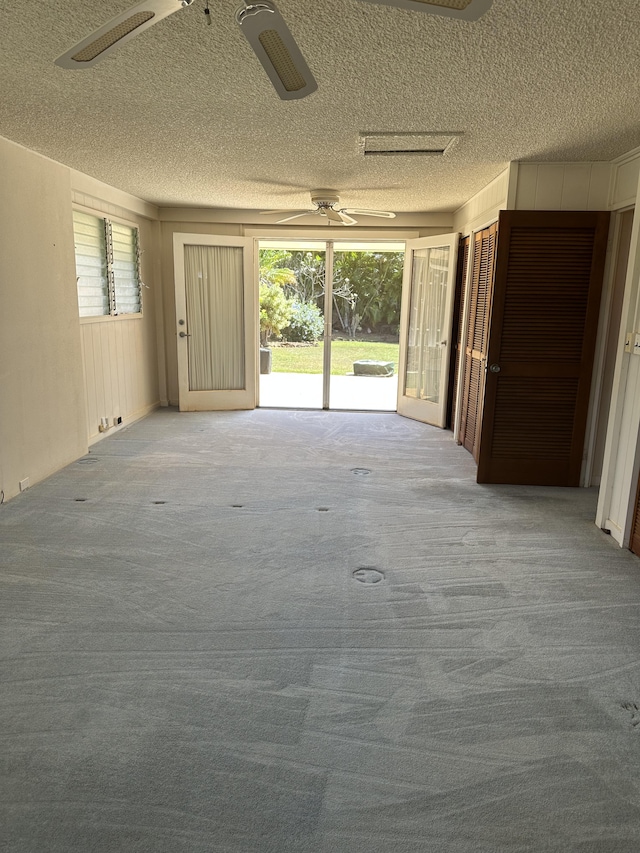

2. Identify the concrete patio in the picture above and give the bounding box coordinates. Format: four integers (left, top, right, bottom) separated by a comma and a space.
259, 371, 399, 411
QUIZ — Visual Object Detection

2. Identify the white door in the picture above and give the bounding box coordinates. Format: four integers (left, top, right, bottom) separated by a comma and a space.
397, 234, 459, 426
174, 233, 257, 411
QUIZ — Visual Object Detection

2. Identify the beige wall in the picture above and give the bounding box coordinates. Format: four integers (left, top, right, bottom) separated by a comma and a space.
609, 151, 640, 210
75, 212, 161, 443
0, 137, 87, 501
513, 162, 611, 210
452, 167, 511, 235
70, 175, 161, 442
0, 136, 163, 501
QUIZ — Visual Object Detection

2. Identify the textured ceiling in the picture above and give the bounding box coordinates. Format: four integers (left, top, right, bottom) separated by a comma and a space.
1, 0, 639, 215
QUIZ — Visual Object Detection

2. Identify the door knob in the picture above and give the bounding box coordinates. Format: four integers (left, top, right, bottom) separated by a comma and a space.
179, 331, 191, 338
489, 363, 501, 373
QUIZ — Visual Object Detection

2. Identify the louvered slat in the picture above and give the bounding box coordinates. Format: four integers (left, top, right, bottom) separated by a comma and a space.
112, 221, 141, 314
491, 378, 579, 459
462, 355, 481, 455
501, 228, 593, 362
73, 210, 109, 317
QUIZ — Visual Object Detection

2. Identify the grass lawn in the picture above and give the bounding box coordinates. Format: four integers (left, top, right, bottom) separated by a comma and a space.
271, 340, 399, 375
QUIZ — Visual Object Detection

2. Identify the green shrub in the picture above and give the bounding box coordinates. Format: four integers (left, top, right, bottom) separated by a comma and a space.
259, 284, 293, 345
282, 301, 324, 342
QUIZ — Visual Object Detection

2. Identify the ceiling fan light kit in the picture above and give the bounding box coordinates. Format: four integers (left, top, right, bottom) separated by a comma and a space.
260, 191, 396, 226
236, 2, 318, 100
55, 0, 194, 69
356, 0, 493, 21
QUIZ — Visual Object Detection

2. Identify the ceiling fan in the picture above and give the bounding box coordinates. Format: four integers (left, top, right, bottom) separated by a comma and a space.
260, 191, 397, 226
54, 0, 493, 101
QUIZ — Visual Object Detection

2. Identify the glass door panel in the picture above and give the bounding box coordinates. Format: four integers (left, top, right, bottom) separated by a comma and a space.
258, 241, 326, 409
397, 234, 459, 426
329, 246, 403, 411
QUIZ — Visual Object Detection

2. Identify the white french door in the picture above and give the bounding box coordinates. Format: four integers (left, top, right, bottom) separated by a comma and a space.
397, 233, 459, 427
173, 233, 257, 411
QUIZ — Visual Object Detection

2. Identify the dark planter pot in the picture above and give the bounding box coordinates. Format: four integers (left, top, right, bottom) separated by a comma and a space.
260, 347, 272, 374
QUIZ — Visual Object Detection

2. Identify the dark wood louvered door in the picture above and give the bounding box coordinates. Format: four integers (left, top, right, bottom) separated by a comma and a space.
476, 210, 610, 486
458, 223, 498, 461
630, 472, 640, 557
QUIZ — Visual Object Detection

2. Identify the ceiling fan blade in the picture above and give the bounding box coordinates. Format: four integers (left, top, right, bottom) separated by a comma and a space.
324, 207, 344, 224
259, 209, 308, 216
337, 212, 358, 226
341, 208, 397, 219
55, 0, 193, 69
236, 1, 317, 101
355, 0, 493, 22
275, 212, 318, 224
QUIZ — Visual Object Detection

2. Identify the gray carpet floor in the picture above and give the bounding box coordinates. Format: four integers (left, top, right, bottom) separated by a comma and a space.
3, 408, 640, 852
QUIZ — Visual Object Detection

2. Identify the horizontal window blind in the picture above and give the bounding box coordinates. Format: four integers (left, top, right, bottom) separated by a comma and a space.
73, 211, 109, 317
111, 221, 141, 314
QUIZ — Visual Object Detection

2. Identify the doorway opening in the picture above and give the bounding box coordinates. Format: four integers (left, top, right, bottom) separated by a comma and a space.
258, 239, 405, 411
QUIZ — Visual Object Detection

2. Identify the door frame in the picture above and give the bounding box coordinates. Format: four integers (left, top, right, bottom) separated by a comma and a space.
583, 207, 634, 487
596, 204, 640, 544
173, 232, 257, 411
476, 209, 610, 486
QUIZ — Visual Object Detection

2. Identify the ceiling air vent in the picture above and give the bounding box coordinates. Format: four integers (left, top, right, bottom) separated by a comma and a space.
359, 132, 462, 157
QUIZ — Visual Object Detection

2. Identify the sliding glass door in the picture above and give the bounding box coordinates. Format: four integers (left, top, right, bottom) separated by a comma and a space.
258, 239, 404, 411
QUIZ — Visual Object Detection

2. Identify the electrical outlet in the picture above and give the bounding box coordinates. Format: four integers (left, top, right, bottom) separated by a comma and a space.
625, 331, 633, 353
634, 334, 640, 356
113, 416, 123, 426
19, 477, 29, 492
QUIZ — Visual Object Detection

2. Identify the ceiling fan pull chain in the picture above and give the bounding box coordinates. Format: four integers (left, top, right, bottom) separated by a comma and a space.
204, 1, 211, 24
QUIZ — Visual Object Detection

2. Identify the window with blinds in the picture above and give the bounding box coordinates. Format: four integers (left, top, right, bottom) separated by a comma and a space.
111, 221, 141, 314
73, 210, 141, 317
73, 211, 109, 316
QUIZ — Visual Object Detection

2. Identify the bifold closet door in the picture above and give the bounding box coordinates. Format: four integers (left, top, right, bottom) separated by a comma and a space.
477, 210, 610, 486
458, 223, 497, 461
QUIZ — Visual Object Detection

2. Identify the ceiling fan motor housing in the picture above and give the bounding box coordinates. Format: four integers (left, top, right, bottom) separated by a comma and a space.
310, 191, 341, 209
